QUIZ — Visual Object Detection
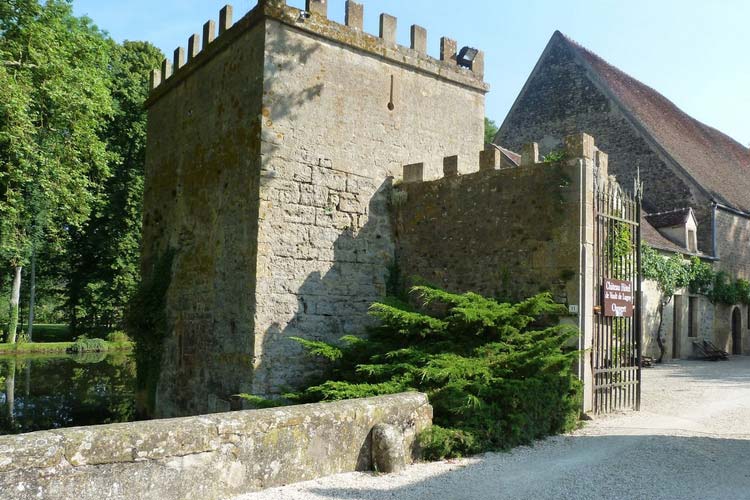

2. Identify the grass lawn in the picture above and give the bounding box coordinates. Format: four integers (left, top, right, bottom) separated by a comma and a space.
30, 324, 75, 342
0, 340, 133, 355
0, 323, 132, 354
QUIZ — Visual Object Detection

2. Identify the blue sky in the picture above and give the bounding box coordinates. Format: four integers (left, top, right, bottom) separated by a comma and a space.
72, 0, 750, 146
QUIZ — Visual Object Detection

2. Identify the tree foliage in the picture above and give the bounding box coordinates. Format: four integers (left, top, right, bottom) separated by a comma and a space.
642, 244, 749, 361
1, 0, 117, 339
0, 0, 114, 261
1, 1, 163, 336
250, 286, 582, 459
642, 244, 749, 305
66, 40, 163, 331
484, 117, 498, 145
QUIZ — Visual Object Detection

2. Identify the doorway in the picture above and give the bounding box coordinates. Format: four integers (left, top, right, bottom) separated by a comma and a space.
732, 307, 742, 355
673, 295, 683, 359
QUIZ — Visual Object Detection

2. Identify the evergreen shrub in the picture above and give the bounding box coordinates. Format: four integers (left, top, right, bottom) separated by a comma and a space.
276, 286, 582, 459
68, 336, 107, 353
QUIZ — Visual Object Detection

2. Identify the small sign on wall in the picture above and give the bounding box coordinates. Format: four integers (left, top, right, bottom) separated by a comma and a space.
602, 278, 634, 317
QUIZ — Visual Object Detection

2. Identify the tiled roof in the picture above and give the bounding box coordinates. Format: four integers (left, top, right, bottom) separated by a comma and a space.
497, 146, 521, 166
641, 214, 694, 256
559, 32, 750, 212
645, 208, 692, 229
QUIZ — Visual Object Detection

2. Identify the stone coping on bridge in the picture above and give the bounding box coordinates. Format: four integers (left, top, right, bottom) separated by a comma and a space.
0, 392, 432, 500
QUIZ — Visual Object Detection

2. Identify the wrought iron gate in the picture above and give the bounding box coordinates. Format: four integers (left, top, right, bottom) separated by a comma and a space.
593, 179, 642, 414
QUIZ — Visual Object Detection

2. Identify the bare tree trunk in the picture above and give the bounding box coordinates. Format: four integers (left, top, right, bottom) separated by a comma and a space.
27, 249, 36, 342
7, 266, 22, 344
655, 297, 671, 364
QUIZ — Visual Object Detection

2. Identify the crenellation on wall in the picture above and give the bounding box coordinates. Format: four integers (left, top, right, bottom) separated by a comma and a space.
160, 57, 172, 81
443, 155, 459, 177
379, 13, 397, 45
520, 142, 540, 166
471, 50, 485, 78
187, 33, 201, 61
147, 1, 488, 100
440, 36, 457, 63
219, 4, 234, 34
173, 46, 185, 70
410, 25, 427, 54
345, 1, 364, 30
403, 163, 425, 183
203, 19, 217, 49
394, 149, 587, 303
149, 69, 161, 91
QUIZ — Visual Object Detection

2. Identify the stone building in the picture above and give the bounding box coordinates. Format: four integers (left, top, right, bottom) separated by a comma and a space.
495, 31, 750, 358
142, 0, 486, 417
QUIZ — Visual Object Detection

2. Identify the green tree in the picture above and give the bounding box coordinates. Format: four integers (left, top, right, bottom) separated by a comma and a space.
66, 40, 163, 331
0, 0, 115, 341
642, 245, 690, 362
250, 286, 582, 458
484, 117, 498, 145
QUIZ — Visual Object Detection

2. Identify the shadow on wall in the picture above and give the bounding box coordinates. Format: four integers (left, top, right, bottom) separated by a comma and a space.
254, 179, 395, 395
148, 22, 327, 418
261, 22, 324, 157
307, 435, 750, 499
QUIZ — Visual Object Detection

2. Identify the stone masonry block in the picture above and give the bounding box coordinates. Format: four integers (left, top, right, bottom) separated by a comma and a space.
219, 5, 233, 35
595, 149, 609, 176
345, 1, 364, 30
564, 133, 596, 160
150, 69, 161, 90
379, 14, 397, 45
520, 142, 539, 166
440, 37, 457, 62
479, 147, 501, 170
306, 0, 327, 17
372, 423, 406, 473
403, 163, 424, 183
161, 58, 173, 81
472, 50, 485, 78
203, 20, 216, 49
187, 34, 201, 62
443, 155, 459, 177
410, 25, 427, 54
173, 47, 185, 71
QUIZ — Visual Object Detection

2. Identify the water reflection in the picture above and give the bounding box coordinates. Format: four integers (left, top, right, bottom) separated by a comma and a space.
0, 352, 137, 435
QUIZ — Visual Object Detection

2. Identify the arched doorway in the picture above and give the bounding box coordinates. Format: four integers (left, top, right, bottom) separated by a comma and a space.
732, 307, 742, 355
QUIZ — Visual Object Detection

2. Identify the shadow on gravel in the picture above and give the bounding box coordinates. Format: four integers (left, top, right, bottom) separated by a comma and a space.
647, 357, 750, 385
308, 435, 750, 500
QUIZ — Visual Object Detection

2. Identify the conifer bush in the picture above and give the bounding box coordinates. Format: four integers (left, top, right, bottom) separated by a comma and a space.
284, 285, 582, 459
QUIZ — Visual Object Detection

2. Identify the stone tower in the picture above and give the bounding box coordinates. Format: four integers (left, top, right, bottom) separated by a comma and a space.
142, 0, 487, 417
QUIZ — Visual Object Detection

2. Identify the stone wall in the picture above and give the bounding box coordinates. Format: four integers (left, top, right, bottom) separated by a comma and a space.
252, 11, 485, 394
0, 393, 432, 500
393, 161, 583, 303
714, 207, 750, 280
142, 22, 265, 416
391, 133, 606, 413
495, 33, 715, 253
641, 282, 714, 360
142, 0, 487, 412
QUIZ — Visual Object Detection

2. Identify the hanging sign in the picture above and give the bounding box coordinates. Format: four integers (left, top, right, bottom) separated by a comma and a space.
602, 278, 634, 317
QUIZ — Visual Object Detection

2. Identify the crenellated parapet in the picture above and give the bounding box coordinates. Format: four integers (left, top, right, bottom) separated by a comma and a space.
147, 0, 488, 104
401, 133, 611, 184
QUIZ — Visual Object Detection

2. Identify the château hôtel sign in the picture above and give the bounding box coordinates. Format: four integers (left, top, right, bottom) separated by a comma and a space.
602, 278, 634, 317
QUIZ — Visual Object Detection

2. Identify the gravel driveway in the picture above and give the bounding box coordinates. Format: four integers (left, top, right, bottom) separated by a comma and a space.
233, 357, 750, 500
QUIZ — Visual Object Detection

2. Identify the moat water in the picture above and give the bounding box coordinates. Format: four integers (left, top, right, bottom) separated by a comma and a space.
0, 352, 137, 435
